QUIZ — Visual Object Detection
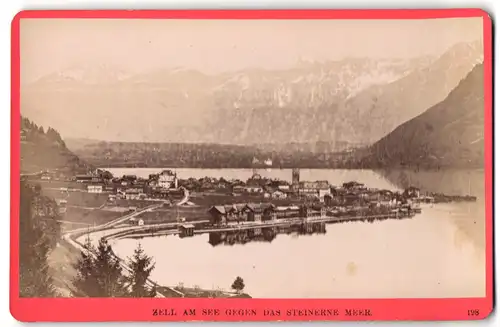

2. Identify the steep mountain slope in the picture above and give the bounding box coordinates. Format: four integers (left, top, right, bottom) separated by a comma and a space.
340, 41, 484, 144
21, 57, 432, 145
20, 116, 91, 174
360, 63, 485, 169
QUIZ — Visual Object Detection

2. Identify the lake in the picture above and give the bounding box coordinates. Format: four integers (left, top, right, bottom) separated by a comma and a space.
106, 168, 486, 298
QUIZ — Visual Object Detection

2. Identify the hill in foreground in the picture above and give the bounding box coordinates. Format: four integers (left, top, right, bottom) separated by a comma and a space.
20, 116, 91, 175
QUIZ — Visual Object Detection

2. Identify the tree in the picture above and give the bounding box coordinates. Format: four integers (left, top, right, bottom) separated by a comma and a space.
19, 181, 57, 297
99, 170, 114, 181
72, 237, 127, 297
29, 184, 61, 249
46, 126, 64, 145
231, 276, 245, 293
124, 243, 157, 297
72, 237, 98, 297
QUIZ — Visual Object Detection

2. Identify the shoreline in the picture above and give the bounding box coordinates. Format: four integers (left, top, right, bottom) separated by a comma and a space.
62, 203, 250, 298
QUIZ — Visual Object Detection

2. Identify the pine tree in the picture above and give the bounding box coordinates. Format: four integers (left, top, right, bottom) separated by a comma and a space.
46, 126, 65, 145
94, 238, 127, 297
125, 243, 157, 297
30, 185, 61, 249
231, 276, 245, 293
19, 181, 57, 297
72, 238, 127, 297
72, 237, 99, 297
149, 284, 157, 297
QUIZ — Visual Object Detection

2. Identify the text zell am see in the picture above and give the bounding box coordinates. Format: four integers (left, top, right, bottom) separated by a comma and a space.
152, 308, 372, 318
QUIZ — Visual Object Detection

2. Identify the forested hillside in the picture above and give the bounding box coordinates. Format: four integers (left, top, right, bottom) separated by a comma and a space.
20, 116, 91, 174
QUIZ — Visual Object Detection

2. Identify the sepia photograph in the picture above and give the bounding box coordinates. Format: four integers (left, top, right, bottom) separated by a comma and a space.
17, 14, 488, 304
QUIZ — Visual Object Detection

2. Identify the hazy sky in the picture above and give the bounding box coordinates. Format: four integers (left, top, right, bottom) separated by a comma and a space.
20, 17, 483, 83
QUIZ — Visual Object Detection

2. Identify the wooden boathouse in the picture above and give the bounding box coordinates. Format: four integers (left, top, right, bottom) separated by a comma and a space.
179, 224, 195, 237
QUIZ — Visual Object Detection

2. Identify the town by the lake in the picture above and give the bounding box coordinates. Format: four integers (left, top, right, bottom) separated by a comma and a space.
21, 165, 483, 298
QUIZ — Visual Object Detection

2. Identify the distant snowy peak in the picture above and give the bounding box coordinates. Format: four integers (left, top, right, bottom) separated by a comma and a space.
211, 56, 435, 109
33, 63, 132, 86
433, 40, 484, 69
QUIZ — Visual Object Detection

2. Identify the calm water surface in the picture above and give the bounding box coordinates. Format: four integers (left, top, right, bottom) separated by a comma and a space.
106, 168, 486, 298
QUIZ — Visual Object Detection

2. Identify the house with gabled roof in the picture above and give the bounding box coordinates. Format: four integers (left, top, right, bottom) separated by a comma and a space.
208, 203, 249, 225
244, 203, 276, 222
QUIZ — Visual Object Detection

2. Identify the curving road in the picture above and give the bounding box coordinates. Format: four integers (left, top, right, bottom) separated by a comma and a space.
175, 187, 190, 206
61, 188, 192, 298
62, 205, 181, 297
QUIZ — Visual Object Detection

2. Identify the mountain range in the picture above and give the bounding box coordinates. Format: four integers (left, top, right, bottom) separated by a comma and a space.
21, 40, 485, 169
68, 57, 485, 170
22, 42, 483, 146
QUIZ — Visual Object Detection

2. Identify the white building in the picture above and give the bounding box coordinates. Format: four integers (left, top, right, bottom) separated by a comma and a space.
272, 190, 287, 199
87, 185, 103, 193
125, 190, 140, 200
298, 181, 331, 199
278, 184, 290, 191
159, 170, 178, 189
318, 188, 331, 199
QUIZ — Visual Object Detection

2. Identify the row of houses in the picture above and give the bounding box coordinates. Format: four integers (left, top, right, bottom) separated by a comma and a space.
207, 203, 326, 225
232, 179, 332, 201
73, 169, 180, 198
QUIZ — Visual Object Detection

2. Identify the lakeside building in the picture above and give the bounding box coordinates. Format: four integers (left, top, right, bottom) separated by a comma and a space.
275, 205, 301, 218
297, 181, 331, 200
208, 203, 276, 225
207, 202, 329, 226
158, 170, 178, 189
245, 203, 276, 222
342, 181, 366, 191
404, 186, 421, 199
179, 224, 195, 237
75, 175, 102, 183
208, 205, 246, 225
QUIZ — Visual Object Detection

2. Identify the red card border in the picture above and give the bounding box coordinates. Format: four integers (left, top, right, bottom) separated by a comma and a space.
9, 9, 493, 322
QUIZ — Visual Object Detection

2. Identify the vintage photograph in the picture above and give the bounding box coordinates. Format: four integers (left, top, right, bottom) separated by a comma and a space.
19, 17, 486, 299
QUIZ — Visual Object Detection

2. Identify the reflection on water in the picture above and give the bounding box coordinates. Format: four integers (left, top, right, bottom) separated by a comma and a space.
208, 223, 327, 246
112, 208, 485, 299
376, 168, 485, 198
107, 168, 487, 299
376, 169, 486, 249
